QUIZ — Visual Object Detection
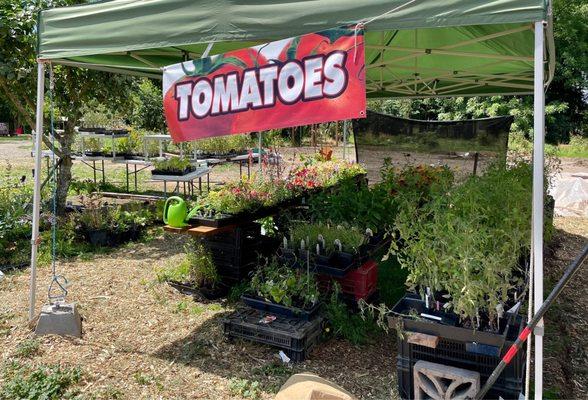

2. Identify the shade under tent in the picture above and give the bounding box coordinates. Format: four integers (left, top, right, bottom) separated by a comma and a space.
32, 1, 555, 398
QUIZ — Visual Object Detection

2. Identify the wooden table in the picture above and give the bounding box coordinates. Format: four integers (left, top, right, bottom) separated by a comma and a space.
163, 224, 236, 237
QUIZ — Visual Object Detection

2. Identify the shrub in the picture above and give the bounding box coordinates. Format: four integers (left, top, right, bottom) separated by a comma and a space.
309, 162, 453, 231
0, 163, 32, 267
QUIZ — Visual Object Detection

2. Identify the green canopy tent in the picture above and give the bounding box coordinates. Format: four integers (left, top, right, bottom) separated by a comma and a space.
37, 0, 554, 97
31, 1, 554, 397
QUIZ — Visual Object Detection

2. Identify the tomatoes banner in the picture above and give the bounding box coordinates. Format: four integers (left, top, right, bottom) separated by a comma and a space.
162, 26, 366, 142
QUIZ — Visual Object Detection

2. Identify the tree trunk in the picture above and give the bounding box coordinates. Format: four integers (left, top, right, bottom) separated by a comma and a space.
55, 120, 76, 215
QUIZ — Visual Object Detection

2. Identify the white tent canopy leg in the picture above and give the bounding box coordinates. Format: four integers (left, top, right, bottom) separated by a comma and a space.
532, 20, 546, 400
29, 61, 46, 321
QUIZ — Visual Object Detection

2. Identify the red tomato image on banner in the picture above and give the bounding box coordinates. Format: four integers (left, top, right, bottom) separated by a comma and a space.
163, 26, 366, 142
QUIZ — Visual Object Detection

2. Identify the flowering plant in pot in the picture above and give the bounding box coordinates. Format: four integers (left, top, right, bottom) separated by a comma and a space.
287, 158, 366, 193
190, 177, 294, 224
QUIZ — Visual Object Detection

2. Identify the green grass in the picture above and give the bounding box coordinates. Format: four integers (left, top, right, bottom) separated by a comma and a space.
0, 135, 31, 142
557, 145, 588, 158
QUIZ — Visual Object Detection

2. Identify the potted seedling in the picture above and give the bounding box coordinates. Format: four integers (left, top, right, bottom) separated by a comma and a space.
242, 258, 320, 320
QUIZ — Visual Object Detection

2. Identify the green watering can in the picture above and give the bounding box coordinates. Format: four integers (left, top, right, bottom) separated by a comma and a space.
162, 196, 199, 228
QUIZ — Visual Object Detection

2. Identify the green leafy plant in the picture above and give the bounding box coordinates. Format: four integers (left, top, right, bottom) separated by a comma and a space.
192, 135, 252, 155
152, 157, 193, 174
159, 242, 219, 288
13, 339, 41, 359
187, 242, 219, 288
309, 162, 453, 231
324, 283, 377, 345
229, 378, 262, 400
249, 259, 319, 309
0, 362, 82, 400
389, 162, 542, 328
0, 162, 32, 267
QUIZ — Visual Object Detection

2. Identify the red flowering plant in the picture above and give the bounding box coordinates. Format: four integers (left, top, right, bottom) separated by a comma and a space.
287, 156, 366, 193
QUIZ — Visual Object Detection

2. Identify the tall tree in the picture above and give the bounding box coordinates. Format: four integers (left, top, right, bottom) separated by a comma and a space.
0, 0, 135, 213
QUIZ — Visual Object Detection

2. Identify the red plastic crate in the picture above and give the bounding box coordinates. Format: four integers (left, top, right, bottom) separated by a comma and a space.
318, 260, 378, 301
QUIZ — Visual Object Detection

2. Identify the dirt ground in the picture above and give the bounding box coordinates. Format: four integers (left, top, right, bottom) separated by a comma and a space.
1, 137, 587, 399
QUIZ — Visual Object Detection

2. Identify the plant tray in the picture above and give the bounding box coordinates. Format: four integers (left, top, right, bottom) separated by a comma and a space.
314, 252, 358, 278
241, 294, 321, 321
318, 259, 378, 301
391, 293, 514, 348
151, 167, 196, 176
396, 315, 525, 400
189, 203, 288, 228
223, 308, 322, 362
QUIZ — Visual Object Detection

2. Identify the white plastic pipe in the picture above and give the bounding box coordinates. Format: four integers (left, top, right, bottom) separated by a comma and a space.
532, 21, 546, 400
29, 62, 46, 321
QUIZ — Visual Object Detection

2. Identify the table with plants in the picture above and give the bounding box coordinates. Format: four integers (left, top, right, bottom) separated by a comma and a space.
151, 157, 212, 197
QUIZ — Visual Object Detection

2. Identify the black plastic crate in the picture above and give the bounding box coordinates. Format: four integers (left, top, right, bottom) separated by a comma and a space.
223, 308, 322, 362
241, 294, 321, 321
396, 315, 526, 400
392, 293, 514, 348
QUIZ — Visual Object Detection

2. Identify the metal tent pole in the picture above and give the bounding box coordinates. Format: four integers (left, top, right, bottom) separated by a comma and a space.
532, 20, 546, 400
29, 62, 46, 322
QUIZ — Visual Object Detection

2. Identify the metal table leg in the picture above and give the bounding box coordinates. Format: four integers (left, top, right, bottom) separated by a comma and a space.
92, 160, 97, 183
126, 163, 129, 192
134, 164, 138, 191
101, 159, 105, 184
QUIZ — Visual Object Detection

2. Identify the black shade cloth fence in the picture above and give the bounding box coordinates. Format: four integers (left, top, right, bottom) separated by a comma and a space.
352, 110, 512, 183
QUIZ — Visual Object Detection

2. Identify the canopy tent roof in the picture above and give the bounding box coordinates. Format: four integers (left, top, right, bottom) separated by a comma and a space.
37, 0, 554, 98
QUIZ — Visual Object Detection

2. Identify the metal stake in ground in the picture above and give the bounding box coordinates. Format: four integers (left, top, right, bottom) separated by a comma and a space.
474, 244, 588, 400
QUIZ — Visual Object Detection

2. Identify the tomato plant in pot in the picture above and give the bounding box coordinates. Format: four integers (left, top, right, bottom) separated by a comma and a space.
386, 162, 546, 340
152, 157, 194, 176
243, 258, 320, 320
